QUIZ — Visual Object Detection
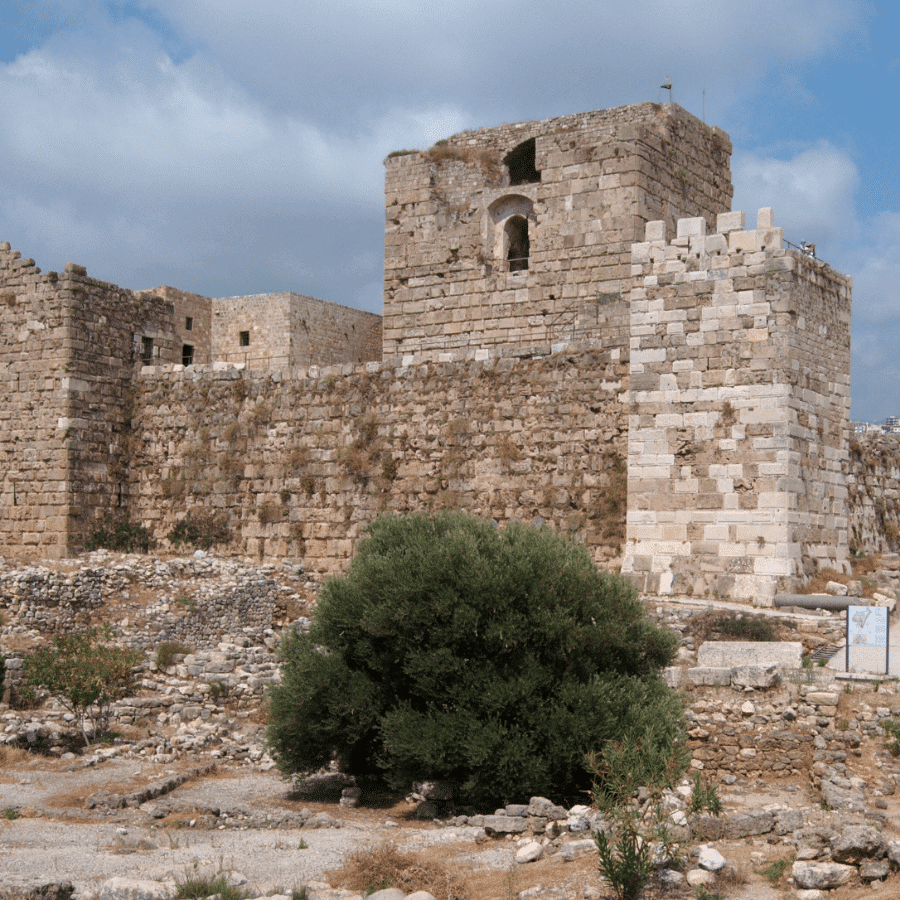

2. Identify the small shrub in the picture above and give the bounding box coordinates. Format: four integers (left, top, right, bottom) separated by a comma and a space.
380, 455, 399, 482
3, 808, 19, 821
757, 857, 793, 887
714, 614, 777, 642
85, 515, 156, 553
168, 511, 231, 550
223, 421, 242, 442
299, 473, 316, 495
258, 502, 282, 525
385, 149, 419, 160
22, 629, 143, 746
883, 719, 900, 757
156, 641, 191, 670
280, 488, 292, 504
688, 771, 722, 817
322, 374, 337, 391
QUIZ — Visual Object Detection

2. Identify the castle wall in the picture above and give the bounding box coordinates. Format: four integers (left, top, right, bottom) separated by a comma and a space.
0, 244, 73, 557
383, 103, 732, 365
0, 243, 176, 558
129, 349, 629, 576
211, 292, 381, 369
622, 211, 852, 603
847, 435, 900, 555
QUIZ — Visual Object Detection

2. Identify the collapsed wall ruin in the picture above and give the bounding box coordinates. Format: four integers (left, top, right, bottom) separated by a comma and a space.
0, 101, 871, 601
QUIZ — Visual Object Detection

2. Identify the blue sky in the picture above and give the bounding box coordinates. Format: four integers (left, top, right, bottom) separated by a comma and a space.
0, 0, 898, 421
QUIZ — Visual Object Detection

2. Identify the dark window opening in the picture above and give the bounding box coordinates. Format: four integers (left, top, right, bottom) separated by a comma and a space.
185, 316, 193, 331
506, 216, 530, 272
239, 330, 250, 347
141, 336, 154, 365
505, 138, 540, 186
182, 344, 194, 366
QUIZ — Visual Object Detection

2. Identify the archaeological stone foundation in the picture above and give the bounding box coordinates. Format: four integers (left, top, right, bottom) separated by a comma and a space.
0, 101, 887, 603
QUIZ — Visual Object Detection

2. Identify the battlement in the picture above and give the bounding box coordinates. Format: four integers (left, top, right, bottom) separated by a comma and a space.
632, 208, 785, 270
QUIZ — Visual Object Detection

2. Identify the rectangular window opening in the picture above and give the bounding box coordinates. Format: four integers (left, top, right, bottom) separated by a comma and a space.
182, 344, 194, 367
185, 316, 193, 331
141, 336, 154, 365
239, 330, 250, 347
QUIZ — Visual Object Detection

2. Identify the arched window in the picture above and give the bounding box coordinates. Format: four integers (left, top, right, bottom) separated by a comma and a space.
505, 216, 530, 272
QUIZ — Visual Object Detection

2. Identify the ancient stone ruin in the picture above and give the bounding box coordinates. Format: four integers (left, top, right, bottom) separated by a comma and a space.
0, 100, 883, 602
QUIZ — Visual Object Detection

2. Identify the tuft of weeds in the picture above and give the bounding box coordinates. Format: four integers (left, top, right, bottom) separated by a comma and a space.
883, 719, 900, 757
156, 641, 191, 670
688, 771, 722, 817
757, 857, 793, 887
175, 875, 249, 900
3, 808, 19, 821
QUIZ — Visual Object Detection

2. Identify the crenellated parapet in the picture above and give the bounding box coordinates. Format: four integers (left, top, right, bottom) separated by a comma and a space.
622, 210, 852, 603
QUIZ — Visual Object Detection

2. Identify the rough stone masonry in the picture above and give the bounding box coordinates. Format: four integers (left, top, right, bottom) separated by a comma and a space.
0, 101, 868, 600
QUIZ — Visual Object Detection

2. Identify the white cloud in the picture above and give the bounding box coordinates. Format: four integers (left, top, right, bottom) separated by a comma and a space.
731, 143, 859, 254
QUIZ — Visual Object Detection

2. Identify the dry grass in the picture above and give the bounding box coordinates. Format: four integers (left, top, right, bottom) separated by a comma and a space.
799, 566, 849, 595
0, 745, 32, 768
325, 842, 470, 900
851, 554, 882, 578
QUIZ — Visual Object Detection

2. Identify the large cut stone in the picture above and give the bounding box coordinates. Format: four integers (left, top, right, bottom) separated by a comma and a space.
791, 862, 854, 890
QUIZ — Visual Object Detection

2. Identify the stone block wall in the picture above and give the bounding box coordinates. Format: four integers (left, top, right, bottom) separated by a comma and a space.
622, 210, 852, 602
211, 292, 381, 369
383, 102, 732, 365
0, 243, 175, 558
847, 435, 900, 555
128, 348, 629, 576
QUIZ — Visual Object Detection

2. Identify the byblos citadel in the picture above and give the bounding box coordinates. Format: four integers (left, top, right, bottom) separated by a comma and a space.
1, 102, 896, 603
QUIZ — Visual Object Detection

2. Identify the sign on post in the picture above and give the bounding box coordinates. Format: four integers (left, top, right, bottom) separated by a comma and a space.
846, 605, 889, 675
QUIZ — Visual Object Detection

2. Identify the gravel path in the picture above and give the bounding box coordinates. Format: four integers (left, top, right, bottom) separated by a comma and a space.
0, 761, 496, 898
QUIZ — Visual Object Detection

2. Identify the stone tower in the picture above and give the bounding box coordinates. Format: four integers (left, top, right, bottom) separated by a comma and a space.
383, 102, 733, 365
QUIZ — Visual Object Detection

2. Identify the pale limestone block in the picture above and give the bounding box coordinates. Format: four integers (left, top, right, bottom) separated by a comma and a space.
674, 480, 700, 493
631, 242, 651, 262
747, 328, 769, 342
756, 227, 783, 252
729, 230, 757, 253
753, 557, 793, 577
716, 210, 746, 233
645, 220, 666, 241
757, 207, 775, 229
688, 270, 708, 282
644, 274, 659, 286
705, 233, 728, 255
677, 217, 707, 238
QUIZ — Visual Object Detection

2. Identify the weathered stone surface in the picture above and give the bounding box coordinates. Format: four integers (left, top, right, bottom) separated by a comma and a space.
98, 879, 175, 900
697, 642, 803, 669
830, 825, 887, 864
697, 846, 726, 871
859, 860, 889, 882
724, 810, 774, 839
481, 815, 528, 834
791, 862, 854, 890
527, 797, 568, 820
731, 665, 779, 689
516, 841, 544, 864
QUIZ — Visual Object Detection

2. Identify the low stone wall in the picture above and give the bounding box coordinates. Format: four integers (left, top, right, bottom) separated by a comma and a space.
130, 346, 629, 576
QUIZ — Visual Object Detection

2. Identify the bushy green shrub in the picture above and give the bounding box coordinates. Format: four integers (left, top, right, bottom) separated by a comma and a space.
22, 629, 143, 746
267, 510, 682, 807
85, 515, 156, 553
